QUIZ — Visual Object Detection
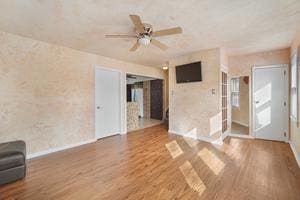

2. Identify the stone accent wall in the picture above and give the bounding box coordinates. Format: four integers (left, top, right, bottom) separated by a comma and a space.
127, 102, 139, 131
143, 81, 151, 119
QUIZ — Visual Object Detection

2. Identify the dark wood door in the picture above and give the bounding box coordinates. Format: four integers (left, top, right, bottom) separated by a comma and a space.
150, 79, 163, 120
127, 84, 132, 102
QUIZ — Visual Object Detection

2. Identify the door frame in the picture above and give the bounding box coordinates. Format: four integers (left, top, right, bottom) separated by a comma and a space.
95, 65, 122, 139
125, 72, 164, 133
251, 64, 289, 141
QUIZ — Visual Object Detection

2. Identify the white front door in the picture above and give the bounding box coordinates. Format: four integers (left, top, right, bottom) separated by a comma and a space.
95, 67, 121, 139
252, 65, 288, 141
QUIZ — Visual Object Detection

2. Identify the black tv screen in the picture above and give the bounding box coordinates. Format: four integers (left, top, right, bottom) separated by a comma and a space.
176, 61, 202, 83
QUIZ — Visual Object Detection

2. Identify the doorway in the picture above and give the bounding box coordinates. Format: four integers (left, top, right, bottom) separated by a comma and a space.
252, 65, 288, 141
230, 76, 250, 136
95, 67, 121, 139
126, 74, 163, 132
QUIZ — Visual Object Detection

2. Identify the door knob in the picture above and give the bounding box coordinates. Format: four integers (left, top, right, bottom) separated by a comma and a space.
255, 101, 260, 104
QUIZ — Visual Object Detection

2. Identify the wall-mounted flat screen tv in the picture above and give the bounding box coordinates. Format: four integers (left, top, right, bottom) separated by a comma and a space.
176, 61, 202, 83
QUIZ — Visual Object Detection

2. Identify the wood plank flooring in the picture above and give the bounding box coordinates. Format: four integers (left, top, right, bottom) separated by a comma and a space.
0, 125, 299, 199
231, 122, 249, 135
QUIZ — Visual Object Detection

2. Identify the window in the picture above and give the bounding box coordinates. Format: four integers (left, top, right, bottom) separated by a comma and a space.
231, 78, 240, 107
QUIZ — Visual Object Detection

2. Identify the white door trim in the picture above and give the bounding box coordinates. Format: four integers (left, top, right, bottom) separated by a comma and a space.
251, 64, 289, 141
94, 65, 123, 139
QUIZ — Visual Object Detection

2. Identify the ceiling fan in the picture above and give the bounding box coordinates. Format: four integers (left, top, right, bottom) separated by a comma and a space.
105, 15, 183, 52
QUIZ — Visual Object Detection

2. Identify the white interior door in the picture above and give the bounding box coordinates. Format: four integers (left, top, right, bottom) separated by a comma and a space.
252, 65, 288, 141
95, 67, 121, 139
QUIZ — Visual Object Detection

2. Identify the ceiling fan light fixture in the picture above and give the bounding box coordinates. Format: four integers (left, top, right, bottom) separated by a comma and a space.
105, 15, 182, 51
138, 36, 151, 46
162, 66, 168, 70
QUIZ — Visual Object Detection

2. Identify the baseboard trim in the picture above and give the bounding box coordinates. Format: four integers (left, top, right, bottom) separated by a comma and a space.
168, 129, 197, 140
168, 129, 184, 137
222, 130, 230, 141
27, 138, 97, 159
289, 141, 300, 168
198, 135, 223, 145
228, 133, 254, 139
168, 130, 223, 145
232, 120, 249, 127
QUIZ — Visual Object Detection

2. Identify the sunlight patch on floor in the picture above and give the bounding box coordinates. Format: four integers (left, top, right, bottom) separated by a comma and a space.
165, 140, 183, 159
158, 188, 174, 200
179, 161, 206, 197
198, 147, 225, 175
183, 137, 199, 148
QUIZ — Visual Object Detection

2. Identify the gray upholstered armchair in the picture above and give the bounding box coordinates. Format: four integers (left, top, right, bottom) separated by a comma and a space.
0, 140, 26, 185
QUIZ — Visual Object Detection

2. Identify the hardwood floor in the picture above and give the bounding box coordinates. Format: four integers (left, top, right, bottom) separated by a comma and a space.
1, 125, 299, 200
231, 122, 249, 135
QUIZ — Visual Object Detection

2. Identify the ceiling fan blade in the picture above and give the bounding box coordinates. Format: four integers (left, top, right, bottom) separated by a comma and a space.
151, 39, 168, 50
105, 34, 137, 38
152, 27, 183, 37
129, 42, 140, 52
129, 15, 144, 33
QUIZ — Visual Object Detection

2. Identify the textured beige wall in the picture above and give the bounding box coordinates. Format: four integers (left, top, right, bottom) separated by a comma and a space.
229, 48, 290, 76
169, 48, 222, 139
232, 77, 249, 126
290, 33, 300, 156
0, 31, 164, 155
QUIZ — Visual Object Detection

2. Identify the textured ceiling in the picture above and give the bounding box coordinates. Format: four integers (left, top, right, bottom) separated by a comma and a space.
0, 0, 299, 67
